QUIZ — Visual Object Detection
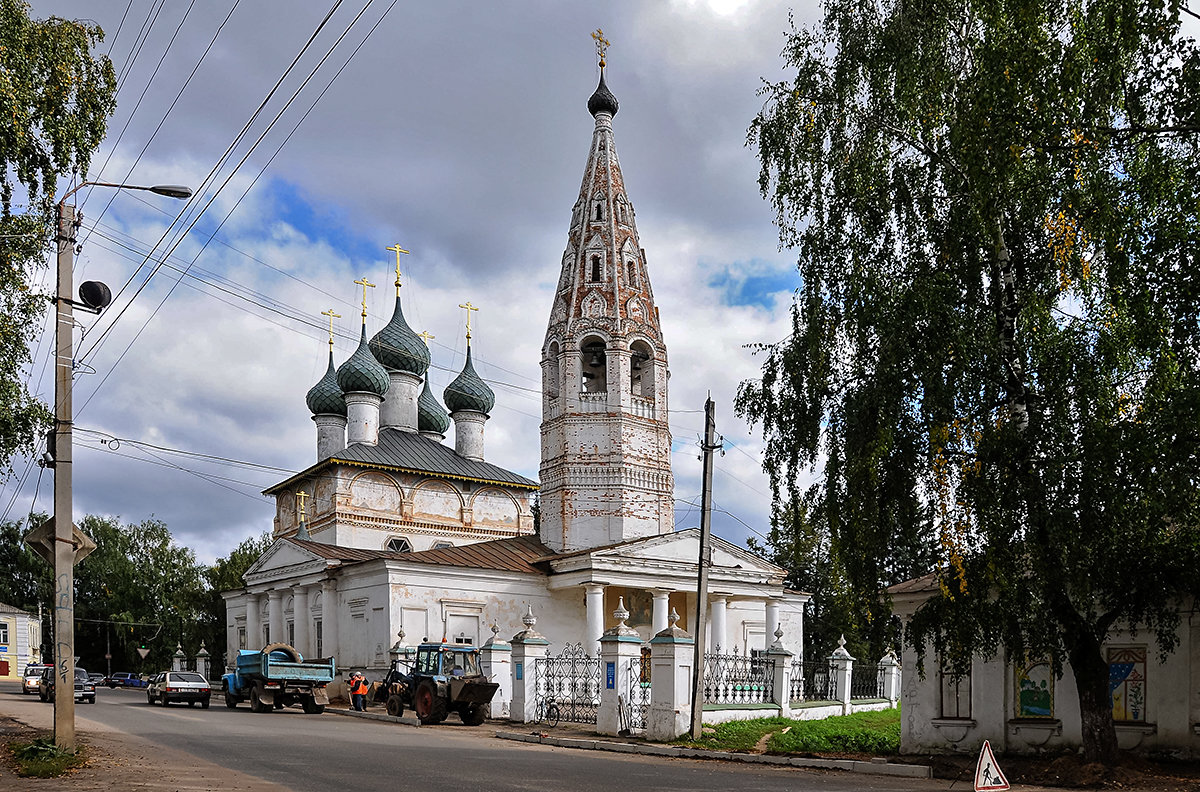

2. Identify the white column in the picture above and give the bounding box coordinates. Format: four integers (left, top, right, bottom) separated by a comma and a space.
648, 613, 694, 741
709, 596, 728, 652
321, 578, 339, 668
268, 590, 284, 646
294, 586, 311, 658
345, 391, 382, 446
651, 589, 671, 635
381, 370, 422, 432
765, 599, 780, 646
313, 414, 347, 460
451, 409, 487, 461
246, 594, 262, 649
585, 584, 605, 656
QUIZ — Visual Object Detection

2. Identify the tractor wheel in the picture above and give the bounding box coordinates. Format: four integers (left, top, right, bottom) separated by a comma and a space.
414, 680, 447, 725
461, 703, 489, 726
224, 692, 238, 709
385, 694, 404, 718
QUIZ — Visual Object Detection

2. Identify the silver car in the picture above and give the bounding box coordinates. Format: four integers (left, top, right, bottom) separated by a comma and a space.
147, 671, 211, 708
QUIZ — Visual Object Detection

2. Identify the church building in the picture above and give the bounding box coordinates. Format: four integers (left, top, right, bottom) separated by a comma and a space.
223, 55, 807, 707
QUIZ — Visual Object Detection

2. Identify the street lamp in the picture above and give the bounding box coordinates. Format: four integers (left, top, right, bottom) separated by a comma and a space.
49, 180, 191, 750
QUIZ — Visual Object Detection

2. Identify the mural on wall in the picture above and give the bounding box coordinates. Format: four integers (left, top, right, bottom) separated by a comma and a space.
1014, 658, 1054, 718
1108, 646, 1147, 723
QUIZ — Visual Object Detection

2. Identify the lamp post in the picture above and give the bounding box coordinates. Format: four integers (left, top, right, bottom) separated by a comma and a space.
51, 181, 190, 750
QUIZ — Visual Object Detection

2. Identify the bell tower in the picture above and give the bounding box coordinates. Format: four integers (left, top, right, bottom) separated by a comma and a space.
539, 34, 674, 554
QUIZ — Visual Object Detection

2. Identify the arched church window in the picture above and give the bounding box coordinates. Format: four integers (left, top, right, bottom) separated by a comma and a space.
589, 255, 602, 282
627, 260, 638, 288
580, 338, 607, 394
386, 536, 413, 553
630, 340, 654, 398
546, 341, 560, 400
593, 200, 605, 221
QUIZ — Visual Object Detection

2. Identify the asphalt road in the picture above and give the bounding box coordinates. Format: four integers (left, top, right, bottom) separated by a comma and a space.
3, 682, 955, 792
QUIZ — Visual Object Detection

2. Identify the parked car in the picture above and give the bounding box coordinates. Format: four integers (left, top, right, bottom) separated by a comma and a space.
106, 671, 134, 688
147, 670, 211, 708
22, 664, 52, 695
39, 667, 96, 704
88, 672, 105, 685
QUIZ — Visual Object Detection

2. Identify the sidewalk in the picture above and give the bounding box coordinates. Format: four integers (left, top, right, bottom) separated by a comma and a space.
324, 705, 932, 780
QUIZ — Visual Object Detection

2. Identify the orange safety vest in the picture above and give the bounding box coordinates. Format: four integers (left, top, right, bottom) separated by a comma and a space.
350, 677, 368, 695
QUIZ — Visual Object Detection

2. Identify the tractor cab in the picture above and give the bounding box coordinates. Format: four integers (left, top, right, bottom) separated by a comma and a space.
413, 643, 482, 679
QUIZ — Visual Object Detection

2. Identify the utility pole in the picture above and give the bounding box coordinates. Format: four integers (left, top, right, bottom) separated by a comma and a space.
689, 396, 719, 739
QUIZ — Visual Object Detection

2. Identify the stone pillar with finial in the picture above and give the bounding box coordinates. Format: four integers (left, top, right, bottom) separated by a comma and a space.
597, 596, 644, 735
195, 642, 211, 681
766, 625, 794, 718
509, 605, 550, 723
648, 608, 694, 741
880, 647, 901, 707
480, 623, 512, 718
830, 634, 856, 715
172, 642, 186, 672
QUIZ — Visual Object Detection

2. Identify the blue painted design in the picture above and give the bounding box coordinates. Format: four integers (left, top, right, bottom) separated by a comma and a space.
515, 661, 523, 681
606, 661, 615, 690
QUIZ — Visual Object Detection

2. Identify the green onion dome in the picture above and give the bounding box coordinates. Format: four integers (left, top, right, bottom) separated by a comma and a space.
337, 324, 390, 395
306, 348, 347, 416
417, 376, 451, 434
369, 295, 430, 375
443, 347, 495, 414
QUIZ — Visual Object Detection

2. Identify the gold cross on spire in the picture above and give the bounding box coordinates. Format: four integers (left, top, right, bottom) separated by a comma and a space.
354, 276, 375, 319
458, 301, 479, 345
297, 490, 309, 522
418, 330, 435, 347
320, 308, 341, 349
386, 243, 409, 291
592, 28, 611, 68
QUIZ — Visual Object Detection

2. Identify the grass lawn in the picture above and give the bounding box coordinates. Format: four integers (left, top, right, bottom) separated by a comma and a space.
674, 709, 901, 756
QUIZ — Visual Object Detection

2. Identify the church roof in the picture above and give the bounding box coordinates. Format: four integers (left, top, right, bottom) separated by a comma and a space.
337, 324, 390, 396
369, 295, 430, 375
286, 534, 551, 575
306, 347, 347, 416
444, 347, 495, 414
263, 426, 538, 495
886, 572, 939, 596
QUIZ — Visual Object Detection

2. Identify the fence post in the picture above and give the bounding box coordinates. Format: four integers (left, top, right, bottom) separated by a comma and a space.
480, 623, 513, 719
766, 626, 793, 718
598, 597, 645, 736
194, 642, 210, 681
880, 647, 901, 707
172, 643, 186, 672
830, 635, 855, 715
648, 609, 694, 741
510, 605, 550, 724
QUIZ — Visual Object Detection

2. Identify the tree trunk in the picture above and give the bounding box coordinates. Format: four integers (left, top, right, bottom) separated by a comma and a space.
1067, 630, 1120, 763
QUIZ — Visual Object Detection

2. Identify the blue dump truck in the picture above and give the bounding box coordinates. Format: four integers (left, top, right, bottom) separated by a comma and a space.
222, 643, 334, 714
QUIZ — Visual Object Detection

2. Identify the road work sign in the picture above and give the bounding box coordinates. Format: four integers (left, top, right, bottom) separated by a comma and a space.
974, 740, 1009, 790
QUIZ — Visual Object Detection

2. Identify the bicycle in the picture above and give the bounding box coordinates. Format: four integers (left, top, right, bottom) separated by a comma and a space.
537, 694, 560, 728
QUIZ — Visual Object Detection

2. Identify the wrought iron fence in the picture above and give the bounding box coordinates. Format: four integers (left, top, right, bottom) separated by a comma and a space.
622, 650, 651, 731
850, 662, 886, 700
534, 643, 601, 724
702, 648, 775, 705
791, 659, 836, 702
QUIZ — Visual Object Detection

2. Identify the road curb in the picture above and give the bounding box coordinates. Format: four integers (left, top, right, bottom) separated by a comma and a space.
325, 707, 406, 724
493, 731, 932, 779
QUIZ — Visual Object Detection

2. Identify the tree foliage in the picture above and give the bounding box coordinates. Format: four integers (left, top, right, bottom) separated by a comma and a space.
739, 0, 1200, 761
0, 0, 116, 472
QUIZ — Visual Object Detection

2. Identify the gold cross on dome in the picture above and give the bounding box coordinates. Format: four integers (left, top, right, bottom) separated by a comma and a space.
354, 276, 375, 318
418, 330, 435, 347
592, 29, 611, 68
458, 301, 479, 344
320, 308, 341, 348
386, 243, 409, 290
297, 490, 309, 522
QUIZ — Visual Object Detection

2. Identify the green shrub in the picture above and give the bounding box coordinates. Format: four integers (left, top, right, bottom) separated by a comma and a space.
768, 709, 900, 755
11, 737, 85, 777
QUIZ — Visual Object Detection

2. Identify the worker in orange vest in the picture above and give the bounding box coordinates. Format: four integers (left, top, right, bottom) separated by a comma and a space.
349, 672, 369, 712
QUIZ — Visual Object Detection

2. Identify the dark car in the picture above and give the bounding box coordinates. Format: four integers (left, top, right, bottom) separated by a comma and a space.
106, 671, 134, 688
39, 667, 96, 704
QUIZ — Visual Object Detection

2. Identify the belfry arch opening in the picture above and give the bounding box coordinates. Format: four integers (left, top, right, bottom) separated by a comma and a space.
545, 341, 560, 400
580, 337, 607, 393
630, 340, 654, 398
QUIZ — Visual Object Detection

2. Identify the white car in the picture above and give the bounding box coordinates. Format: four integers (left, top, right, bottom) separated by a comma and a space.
22, 664, 52, 695
147, 671, 211, 708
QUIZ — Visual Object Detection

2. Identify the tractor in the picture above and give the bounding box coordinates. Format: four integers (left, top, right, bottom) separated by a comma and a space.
373, 642, 498, 725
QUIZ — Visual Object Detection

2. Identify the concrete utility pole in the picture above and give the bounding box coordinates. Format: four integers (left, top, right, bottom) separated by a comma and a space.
689, 396, 719, 739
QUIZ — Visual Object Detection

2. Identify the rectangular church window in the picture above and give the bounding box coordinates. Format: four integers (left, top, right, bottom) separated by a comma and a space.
939, 664, 971, 719
1108, 646, 1147, 723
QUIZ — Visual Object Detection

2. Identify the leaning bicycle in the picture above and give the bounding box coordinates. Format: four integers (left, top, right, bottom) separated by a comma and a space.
537, 694, 560, 728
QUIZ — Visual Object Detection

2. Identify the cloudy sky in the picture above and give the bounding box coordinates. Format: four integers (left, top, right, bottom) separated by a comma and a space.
6, 0, 819, 564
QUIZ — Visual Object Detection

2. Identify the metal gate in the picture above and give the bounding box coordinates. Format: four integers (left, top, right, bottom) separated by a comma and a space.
622, 649, 651, 731
534, 643, 601, 724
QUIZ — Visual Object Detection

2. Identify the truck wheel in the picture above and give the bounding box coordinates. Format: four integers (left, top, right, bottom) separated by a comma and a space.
302, 697, 325, 715
386, 694, 404, 718
461, 703, 489, 726
249, 685, 269, 713
224, 692, 238, 709
414, 680, 447, 725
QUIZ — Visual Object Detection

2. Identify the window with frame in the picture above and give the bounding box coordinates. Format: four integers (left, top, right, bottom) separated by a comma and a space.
939, 664, 972, 719
262, 625, 270, 647
589, 255, 602, 282
432, 541, 454, 550
237, 626, 246, 650
0, 621, 8, 645
386, 536, 412, 553
315, 621, 323, 658
287, 621, 295, 647
1108, 646, 1147, 723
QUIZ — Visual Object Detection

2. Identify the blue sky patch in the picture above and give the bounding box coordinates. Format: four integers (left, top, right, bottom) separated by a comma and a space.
708, 260, 797, 309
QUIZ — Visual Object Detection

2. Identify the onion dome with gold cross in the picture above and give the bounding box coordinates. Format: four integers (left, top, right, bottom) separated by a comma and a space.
369, 294, 430, 375
444, 346, 494, 415
337, 323, 390, 395
306, 347, 347, 416
417, 376, 451, 434
587, 71, 619, 117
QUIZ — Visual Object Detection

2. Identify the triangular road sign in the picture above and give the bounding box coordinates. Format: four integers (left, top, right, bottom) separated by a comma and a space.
974, 739, 1010, 791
